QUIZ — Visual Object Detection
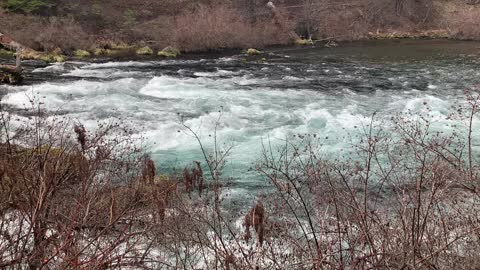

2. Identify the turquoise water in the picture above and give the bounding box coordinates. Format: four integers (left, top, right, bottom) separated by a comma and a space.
1, 40, 480, 201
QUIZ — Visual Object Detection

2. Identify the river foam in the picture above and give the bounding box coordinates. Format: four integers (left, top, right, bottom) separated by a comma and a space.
3, 43, 480, 198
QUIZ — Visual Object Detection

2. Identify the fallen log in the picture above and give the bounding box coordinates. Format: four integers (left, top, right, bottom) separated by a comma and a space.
0, 65, 22, 84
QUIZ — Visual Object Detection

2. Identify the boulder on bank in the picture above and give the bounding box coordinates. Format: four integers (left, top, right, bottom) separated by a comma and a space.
136, 46, 154, 55
0, 65, 23, 84
158, 46, 180, 58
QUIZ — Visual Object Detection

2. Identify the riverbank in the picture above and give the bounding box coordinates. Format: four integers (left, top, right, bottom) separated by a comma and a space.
0, 0, 479, 60
0, 32, 474, 68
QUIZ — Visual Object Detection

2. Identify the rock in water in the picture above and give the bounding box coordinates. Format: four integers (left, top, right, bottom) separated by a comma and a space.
246, 48, 261, 55
158, 46, 180, 58
136, 46, 154, 55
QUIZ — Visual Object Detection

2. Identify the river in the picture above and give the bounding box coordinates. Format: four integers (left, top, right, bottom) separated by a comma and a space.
1, 39, 480, 202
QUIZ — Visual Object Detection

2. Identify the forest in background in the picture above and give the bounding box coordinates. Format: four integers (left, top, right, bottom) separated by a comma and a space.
0, 0, 480, 54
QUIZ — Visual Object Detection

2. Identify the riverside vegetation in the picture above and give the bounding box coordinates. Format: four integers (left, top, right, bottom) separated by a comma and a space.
2, 89, 480, 269
1, 0, 480, 62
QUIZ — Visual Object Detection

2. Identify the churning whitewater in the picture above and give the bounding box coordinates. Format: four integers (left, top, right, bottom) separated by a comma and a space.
1, 40, 480, 198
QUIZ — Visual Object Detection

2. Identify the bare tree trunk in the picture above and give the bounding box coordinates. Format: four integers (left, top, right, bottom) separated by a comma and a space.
395, 0, 405, 15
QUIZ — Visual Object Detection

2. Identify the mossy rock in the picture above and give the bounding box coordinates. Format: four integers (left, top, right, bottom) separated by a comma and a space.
295, 39, 314, 46
136, 46, 153, 55
74, 49, 91, 58
246, 48, 261, 56
158, 46, 180, 58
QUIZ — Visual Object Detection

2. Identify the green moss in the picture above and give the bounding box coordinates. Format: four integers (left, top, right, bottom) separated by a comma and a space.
158, 46, 180, 58
246, 48, 261, 55
136, 46, 153, 55
74, 50, 91, 58
2, 0, 55, 14
0, 49, 14, 57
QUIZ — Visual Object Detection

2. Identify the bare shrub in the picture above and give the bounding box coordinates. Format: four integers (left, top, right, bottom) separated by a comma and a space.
0, 9, 92, 51
444, 5, 480, 39
174, 4, 296, 52
2, 88, 480, 269
34, 16, 92, 52
129, 16, 176, 49
0, 98, 152, 269
254, 92, 480, 269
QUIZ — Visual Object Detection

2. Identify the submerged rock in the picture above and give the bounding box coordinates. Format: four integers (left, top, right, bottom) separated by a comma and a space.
158, 46, 180, 58
136, 46, 154, 55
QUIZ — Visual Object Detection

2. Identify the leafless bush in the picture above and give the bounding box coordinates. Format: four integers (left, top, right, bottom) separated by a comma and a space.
34, 16, 93, 52
2, 90, 480, 269
444, 5, 480, 39
254, 92, 480, 269
0, 9, 93, 51
174, 4, 296, 52
0, 98, 153, 269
